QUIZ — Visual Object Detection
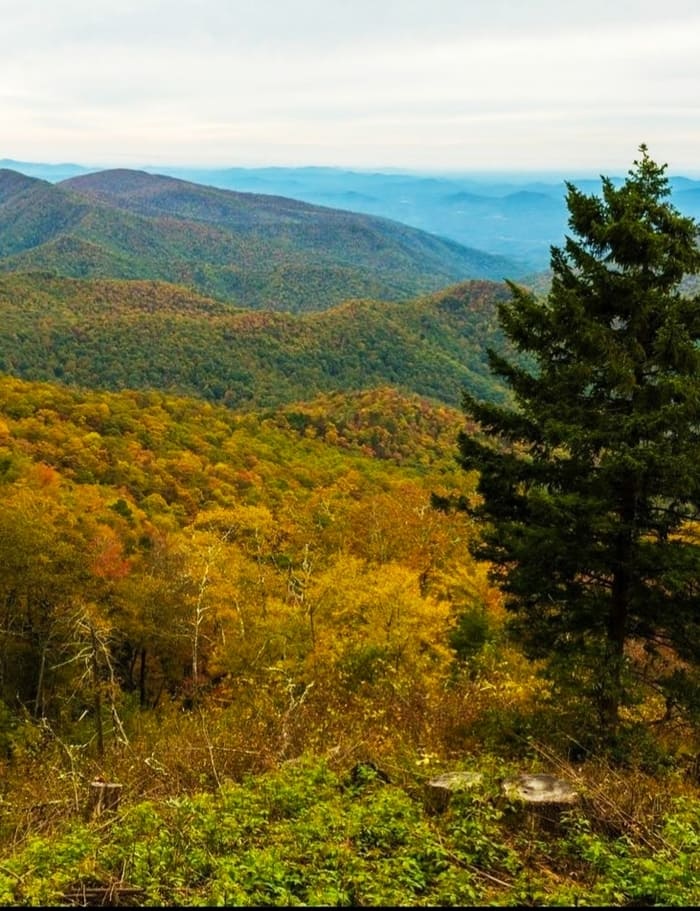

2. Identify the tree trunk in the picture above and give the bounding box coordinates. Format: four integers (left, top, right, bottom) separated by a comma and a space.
33, 639, 49, 718
139, 647, 147, 708
599, 572, 628, 734
90, 625, 105, 759
600, 484, 636, 736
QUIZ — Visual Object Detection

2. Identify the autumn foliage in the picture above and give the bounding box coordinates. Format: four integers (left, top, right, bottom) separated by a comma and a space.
0, 377, 497, 744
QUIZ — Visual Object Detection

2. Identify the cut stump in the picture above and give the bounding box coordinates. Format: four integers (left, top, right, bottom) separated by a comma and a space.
502, 773, 578, 832
425, 770, 483, 814
86, 780, 122, 819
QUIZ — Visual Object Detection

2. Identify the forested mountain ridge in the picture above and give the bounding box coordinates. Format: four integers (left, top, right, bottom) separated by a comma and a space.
0, 272, 511, 407
0, 168, 520, 310
8, 158, 700, 273
156, 166, 700, 271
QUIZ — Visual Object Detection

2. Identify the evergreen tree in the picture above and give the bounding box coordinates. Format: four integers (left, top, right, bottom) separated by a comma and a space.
458, 147, 700, 734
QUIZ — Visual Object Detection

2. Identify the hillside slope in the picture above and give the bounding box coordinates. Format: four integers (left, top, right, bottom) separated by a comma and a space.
0, 168, 521, 310
0, 273, 511, 407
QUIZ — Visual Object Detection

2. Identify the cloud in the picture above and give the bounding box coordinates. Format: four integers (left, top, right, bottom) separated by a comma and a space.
2, 0, 699, 169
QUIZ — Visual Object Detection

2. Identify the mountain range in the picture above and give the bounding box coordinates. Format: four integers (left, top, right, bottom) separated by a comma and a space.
4, 159, 695, 414
5, 158, 699, 271
0, 167, 520, 310
136, 166, 700, 272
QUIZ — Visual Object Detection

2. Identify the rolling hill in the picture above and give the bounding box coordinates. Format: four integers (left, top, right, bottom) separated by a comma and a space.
0, 168, 521, 311
0, 272, 511, 408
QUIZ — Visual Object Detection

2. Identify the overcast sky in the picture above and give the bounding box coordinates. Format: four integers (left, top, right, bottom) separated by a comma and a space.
2, 0, 699, 174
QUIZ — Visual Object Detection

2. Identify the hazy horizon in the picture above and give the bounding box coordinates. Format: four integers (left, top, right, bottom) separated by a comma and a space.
4, 156, 700, 184
3, 1, 699, 174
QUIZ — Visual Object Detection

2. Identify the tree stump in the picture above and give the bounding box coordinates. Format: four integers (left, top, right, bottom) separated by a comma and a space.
86, 780, 122, 819
502, 773, 578, 832
425, 771, 483, 814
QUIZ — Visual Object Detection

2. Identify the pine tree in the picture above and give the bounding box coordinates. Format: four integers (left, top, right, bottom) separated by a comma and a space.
458, 147, 700, 734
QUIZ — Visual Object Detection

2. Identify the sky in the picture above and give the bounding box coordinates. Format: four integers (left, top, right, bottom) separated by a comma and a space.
2, 0, 699, 174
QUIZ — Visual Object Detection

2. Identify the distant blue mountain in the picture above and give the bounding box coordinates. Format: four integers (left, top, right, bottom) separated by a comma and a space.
673, 188, 700, 219
5, 160, 700, 272
0, 158, 91, 181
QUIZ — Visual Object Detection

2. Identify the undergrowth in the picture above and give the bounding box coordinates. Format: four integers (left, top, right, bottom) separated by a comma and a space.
1, 740, 699, 906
